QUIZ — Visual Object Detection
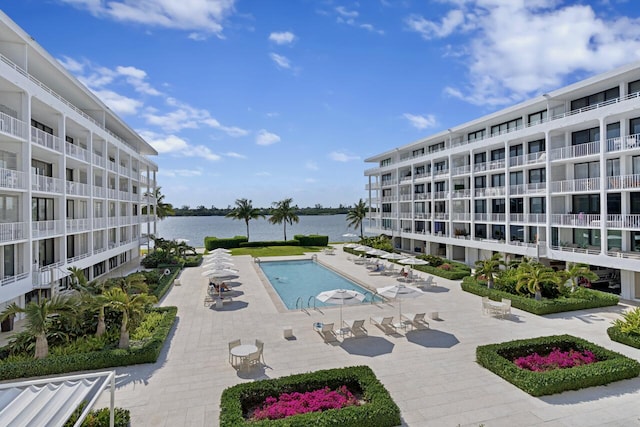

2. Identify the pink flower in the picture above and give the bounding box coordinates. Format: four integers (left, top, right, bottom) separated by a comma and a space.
514, 348, 598, 372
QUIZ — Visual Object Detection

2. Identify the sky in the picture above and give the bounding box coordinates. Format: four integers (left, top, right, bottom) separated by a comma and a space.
4, 0, 640, 209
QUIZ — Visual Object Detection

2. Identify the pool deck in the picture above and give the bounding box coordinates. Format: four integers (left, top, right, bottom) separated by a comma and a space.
92, 245, 640, 426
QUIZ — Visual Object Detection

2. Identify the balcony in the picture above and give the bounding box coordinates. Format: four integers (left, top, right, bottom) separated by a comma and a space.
93, 186, 106, 198
31, 127, 63, 152
65, 142, 89, 162
488, 159, 505, 170
474, 213, 506, 222
92, 152, 106, 168
433, 191, 448, 199
451, 165, 471, 176
0, 271, 29, 287
607, 174, 640, 190
380, 179, 397, 187
381, 196, 397, 203
398, 213, 413, 219
93, 217, 107, 229
32, 220, 64, 238
433, 213, 449, 220
0, 168, 27, 190
550, 141, 599, 161
67, 252, 92, 263
400, 175, 412, 183
0, 221, 28, 243
119, 215, 133, 226
32, 175, 64, 193
108, 161, 118, 173
398, 194, 412, 201
66, 218, 91, 233
107, 188, 117, 199
606, 133, 640, 153
66, 181, 89, 197
451, 189, 471, 198
107, 217, 117, 227
414, 193, 430, 200
414, 213, 431, 220
510, 182, 546, 195
475, 186, 506, 197
433, 169, 449, 177
365, 182, 380, 190
119, 190, 131, 201
550, 177, 599, 193
0, 112, 28, 140
119, 165, 129, 176
451, 213, 471, 221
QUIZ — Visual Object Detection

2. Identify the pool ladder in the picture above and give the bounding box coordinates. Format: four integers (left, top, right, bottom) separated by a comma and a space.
294, 296, 317, 311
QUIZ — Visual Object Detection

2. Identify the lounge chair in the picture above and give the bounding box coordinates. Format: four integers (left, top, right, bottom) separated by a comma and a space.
401, 313, 430, 330
314, 322, 338, 343
370, 316, 397, 334
415, 276, 434, 288
342, 319, 368, 338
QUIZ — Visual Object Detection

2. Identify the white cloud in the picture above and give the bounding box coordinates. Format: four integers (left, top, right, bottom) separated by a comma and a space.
256, 129, 281, 146
159, 168, 203, 177
269, 53, 292, 69
269, 31, 296, 45
333, 5, 384, 34
60, 0, 237, 38
403, 113, 437, 130
335, 6, 358, 18
139, 130, 221, 161
305, 161, 319, 170
225, 151, 246, 159
58, 56, 85, 73
407, 0, 640, 106
329, 151, 360, 162
93, 89, 142, 115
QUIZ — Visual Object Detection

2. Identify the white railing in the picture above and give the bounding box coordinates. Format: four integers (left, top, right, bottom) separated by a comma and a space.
92, 152, 106, 168
31, 127, 63, 152
550, 245, 601, 256
509, 214, 525, 222
473, 162, 487, 172
451, 165, 471, 175
66, 218, 91, 233
365, 182, 380, 190
607, 250, 640, 260
433, 169, 449, 176
477, 186, 506, 197
550, 141, 599, 161
475, 213, 505, 222
93, 217, 107, 228
488, 159, 505, 170
65, 142, 89, 162
108, 161, 118, 172
607, 174, 640, 190
414, 193, 430, 200
0, 222, 28, 242
606, 133, 640, 153
66, 252, 92, 263
452, 189, 471, 198
0, 271, 29, 287
32, 175, 64, 193
525, 152, 547, 164
32, 220, 64, 238
414, 213, 431, 219
93, 186, 106, 198
0, 168, 26, 190
550, 213, 600, 226
139, 174, 148, 184
0, 111, 28, 140
107, 217, 117, 227
399, 194, 413, 201
525, 213, 546, 223
398, 213, 413, 219
452, 213, 471, 221
433, 213, 449, 220
66, 181, 89, 196
414, 172, 429, 180
119, 190, 131, 201
509, 155, 526, 167
119, 165, 129, 176
400, 175, 412, 183
526, 182, 546, 193
550, 177, 599, 193
381, 196, 397, 203
433, 191, 448, 199
107, 188, 117, 199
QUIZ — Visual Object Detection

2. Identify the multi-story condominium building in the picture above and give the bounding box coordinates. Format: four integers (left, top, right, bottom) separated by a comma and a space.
0, 11, 158, 321
365, 61, 640, 301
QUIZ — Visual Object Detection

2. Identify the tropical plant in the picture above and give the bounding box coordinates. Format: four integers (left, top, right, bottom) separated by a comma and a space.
67, 266, 89, 292
346, 199, 368, 238
0, 296, 80, 359
225, 198, 265, 241
142, 186, 175, 220
104, 287, 157, 349
473, 253, 503, 289
613, 307, 640, 335
563, 262, 599, 292
516, 262, 559, 300
269, 198, 299, 241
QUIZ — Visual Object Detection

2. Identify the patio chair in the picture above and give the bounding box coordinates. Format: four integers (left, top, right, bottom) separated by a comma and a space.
370, 316, 397, 335
415, 276, 434, 288
342, 319, 368, 338
255, 339, 265, 364
228, 339, 241, 364
204, 295, 215, 307
481, 296, 491, 315
500, 298, 512, 317
245, 349, 262, 369
315, 322, 338, 343
401, 313, 430, 330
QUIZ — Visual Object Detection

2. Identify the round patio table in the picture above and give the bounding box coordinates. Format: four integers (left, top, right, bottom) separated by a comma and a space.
230, 344, 257, 358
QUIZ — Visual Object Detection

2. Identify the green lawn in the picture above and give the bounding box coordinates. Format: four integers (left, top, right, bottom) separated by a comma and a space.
230, 246, 324, 257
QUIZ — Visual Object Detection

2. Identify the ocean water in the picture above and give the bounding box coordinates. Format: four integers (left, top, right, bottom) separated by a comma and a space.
154, 214, 367, 247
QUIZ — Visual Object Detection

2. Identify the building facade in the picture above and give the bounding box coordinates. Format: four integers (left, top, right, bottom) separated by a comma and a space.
0, 11, 158, 317
365, 61, 640, 301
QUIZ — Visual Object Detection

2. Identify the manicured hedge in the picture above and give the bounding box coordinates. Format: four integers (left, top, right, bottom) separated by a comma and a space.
607, 325, 640, 349
0, 306, 177, 381
152, 268, 181, 299
205, 236, 248, 250
220, 366, 401, 426
461, 277, 619, 315
412, 263, 470, 280
182, 254, 203, 267
239, 240, 300, 248
294, 234, 329, 246
476, 334, 640, 396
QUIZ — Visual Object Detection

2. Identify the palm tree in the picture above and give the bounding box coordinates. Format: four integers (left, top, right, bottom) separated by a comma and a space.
473, 253, 503, 289
346, 199, 368, 238
225, 198, 265, 241
563, 262, 599, 292
104, 287, 157, 349
0, 296, 79, 359
143, 187, 175, 220
516, 262, 558, 301
67, 266, 89, 292
268, 198, 299, 241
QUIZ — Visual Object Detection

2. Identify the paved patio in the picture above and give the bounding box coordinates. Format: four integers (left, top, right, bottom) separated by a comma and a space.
92, 245, 640, 426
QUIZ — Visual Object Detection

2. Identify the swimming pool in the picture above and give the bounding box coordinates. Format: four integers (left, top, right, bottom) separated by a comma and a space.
259, 259, 377, 310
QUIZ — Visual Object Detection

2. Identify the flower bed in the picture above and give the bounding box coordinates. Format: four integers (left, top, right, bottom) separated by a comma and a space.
514, 348, 597, 372
220, 366, 400, 426
476, 335, 640, 396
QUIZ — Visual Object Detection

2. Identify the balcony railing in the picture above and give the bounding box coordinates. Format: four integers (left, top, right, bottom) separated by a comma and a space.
93, 217, 107, 228
414, 213, 431, 219
381, 196, 397, 203
606, 133, 640, 153
108, 161, 118, 172
66, 181, 89, 196
488, 159, 505, 170
0, 111, 28, 140
92, 152, 106, 168
452, 189, 471, 198
525, 213, 546, 223
32, 175, 64, 193
0, 271, 29, 287
32, 220, 64, 238
433, 169, 449, 176
93, 186, 106, 198
400, 175, 412, 183
67, 252, 92, 263
0, 222, 28, 243
0, 168, 26, 190
65, 142, 89, 162
414, 193, 430, 200
451, 165, 470, 176
31, 127, 63, 152
550, 177, 599, 193
433, 191, 448, 199
365, 182, 380, 190
550, 141, 599, 161
607, 174, 640, 190
474, 213, 505, 222
107, 188, 117, 199
551, 213, 600, 226
66, 218, 91, 233
451, 213, 471, 221
398, 194, 412, 201
433, 213, 449, 220
107, 217, 118, 227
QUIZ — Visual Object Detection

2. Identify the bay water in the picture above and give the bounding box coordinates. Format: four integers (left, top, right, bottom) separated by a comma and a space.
154, 214, 366, 247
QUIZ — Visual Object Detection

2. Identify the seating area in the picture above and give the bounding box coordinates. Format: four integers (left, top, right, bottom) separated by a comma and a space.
370, 316, 397, 334
313, 322, 338, 343
228, 339, 265, 371
482, 297, 511, 318
342, 319, 368, 338
400, 313, 430, 330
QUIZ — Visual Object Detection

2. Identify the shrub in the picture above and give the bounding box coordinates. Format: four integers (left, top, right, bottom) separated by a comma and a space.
64, 402, 130, 427
239, 240, 300, 248
438, 263, 452, 271
293, 235, 329, 246
418, 254, 444, 267
477, 335, 640, 396
608, 325, 640, 349
220, 366, 400, 426
608, 307, 640, 348
205, 236, 248, 250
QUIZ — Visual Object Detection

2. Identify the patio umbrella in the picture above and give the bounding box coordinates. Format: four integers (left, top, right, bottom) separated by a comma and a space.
201, 268, 239, 278
343, 243, 359, 249
397, 258, 429, 266
203, 260, 236, 269
353, 245, 372, 252
366, 249, 389, 257
381, 253, 406, 260
209, 248, 231, 254
316, 289, 366, 327
377, 284, 425, 319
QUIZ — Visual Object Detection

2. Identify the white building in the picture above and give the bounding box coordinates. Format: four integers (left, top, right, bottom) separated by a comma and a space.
365, 61, 640, 301
0, 11, 158, 320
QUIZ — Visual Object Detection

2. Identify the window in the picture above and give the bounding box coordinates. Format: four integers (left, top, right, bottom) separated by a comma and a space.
0, 195, 18, 221
510, 225, 524, 242
491, 148, 505, 160
574, 161, 600, 179
434, 161, 446, 172
475, 176, 486, 189
32, 159, 53, 177
475, 224, 487, 238
530, 197, 545, 214
528, 110, 547, 126
412, 148, 424, 157
65, 136, 74, 144
0, 150, 17, 170
474, 152, 486, 164
434, 201, 446, 213
528, 168, 546, 183
630, 80, 640, 95
570, 86, 619, 110
633, 156, 640, 174
428, 141, 445, 153
607, 122, 620, 139
491, 118, 522, 136
572, 127, 600, 145
632, 231, 640, 252
31, 119, 53, 134
631, 193, 640, 214
491, 174, 505, 187
67, 235, 75, 259
468, 129, 486, 142
630, 117, 640, 135
510, 171, 523, 186
608, 231, 622, 250
573, 229, 600, 247
528, 139, 545, 153
572, 194, 600, 214
475, 199, 486, 213
382, 204, 392, 213
32, 198, 54, 221
608, 193, 621, 215
415, 165, 425, 175
3, 245, 15, 276
492, 224, 505, 240
380, 158, 392, 167
38, 238, 55, 267
607, 158, 620, 177
381, 173, 392, 184
510, 198, 523, 213
414, 202, 425, 214
492, 199, 505, 213
434, 181, 446, 192
66, 199, 74, 220
509, 144, 523, 158
414, 184, 424, 194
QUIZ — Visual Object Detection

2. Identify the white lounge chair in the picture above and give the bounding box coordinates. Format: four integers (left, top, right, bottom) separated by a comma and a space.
401, 313, 430, 330
370, 316, 397, 334
314, 322, 338, 342
342, 319, 368, 338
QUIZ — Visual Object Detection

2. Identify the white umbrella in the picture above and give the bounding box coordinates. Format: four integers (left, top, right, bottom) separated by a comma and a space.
316, 289, 366, 326
201, 268, 239, 278
354, 245, 372, 252
209, 248, 231, 254
381, 253, 406, 260
398, 258, 429, 266
203, 260, 236, 269
204, 253, 232, 259
366, 249, 389, 257
344, 243, 359, 249
342, 233, 358, 241
377, 284, 426, 319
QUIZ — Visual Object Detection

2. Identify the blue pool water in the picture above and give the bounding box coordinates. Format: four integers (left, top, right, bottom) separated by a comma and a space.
259, 259, 378, 309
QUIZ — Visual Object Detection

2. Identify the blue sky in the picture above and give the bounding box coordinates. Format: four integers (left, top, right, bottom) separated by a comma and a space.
4, 0, 640, 209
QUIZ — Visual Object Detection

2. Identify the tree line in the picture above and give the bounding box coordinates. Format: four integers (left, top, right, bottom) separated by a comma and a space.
172, 204, 351, 217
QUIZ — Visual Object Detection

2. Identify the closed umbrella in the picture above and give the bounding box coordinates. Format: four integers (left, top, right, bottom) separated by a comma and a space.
377, 284, 425, 319
316, 289, 366, 327
203, 260, 236, 269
